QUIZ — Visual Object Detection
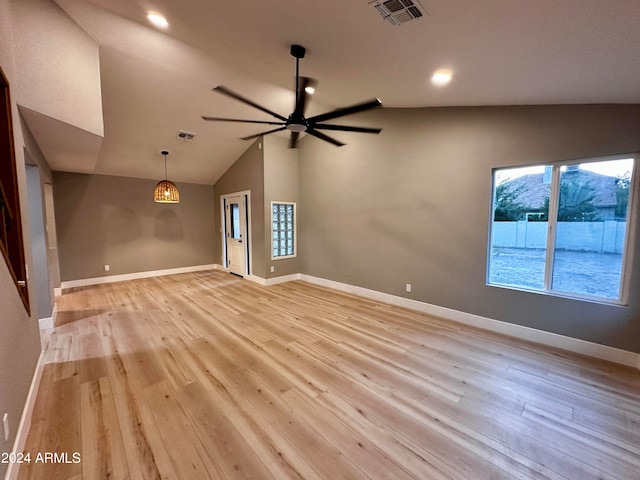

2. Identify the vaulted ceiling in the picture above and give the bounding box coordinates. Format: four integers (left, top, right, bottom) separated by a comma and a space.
18, 0, 640, 184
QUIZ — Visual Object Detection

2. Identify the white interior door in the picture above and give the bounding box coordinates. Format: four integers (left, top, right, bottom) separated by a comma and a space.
225, 195, 246, 276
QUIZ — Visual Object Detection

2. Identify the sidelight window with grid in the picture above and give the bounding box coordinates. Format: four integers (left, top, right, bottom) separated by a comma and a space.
271, 202, 296, 259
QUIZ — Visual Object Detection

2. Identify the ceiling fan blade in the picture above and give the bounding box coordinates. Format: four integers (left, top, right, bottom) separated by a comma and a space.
307, 98, 382, 124
313, 123, 382, 134
202, 116, 284, 126
240, 126, 287, 141
289, 131, 300, 149
306, 128, 345, 147
213, 86, 288, 121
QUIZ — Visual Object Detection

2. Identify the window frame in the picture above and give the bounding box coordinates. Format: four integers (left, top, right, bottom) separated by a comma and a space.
487, 153, 638, 306
270, 201, 297, 260
0, 66, 30, 313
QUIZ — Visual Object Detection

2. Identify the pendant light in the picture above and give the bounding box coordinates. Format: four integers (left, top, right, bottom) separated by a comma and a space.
153, 150, 180, 203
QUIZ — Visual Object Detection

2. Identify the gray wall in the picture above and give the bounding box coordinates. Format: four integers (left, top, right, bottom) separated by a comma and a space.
214, 139, 266, 278
299, 105, 640, 354
53, 172, 216, 281
264, 135, 301, 278
0, 0, 43, 474
26, 164, 53, 319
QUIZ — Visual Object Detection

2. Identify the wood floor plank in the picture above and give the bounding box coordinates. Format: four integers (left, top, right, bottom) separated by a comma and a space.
80, 377, 128, 480
177, 381, 275, 480
16, 271, 640, 479
174, 337, 325, 480
280, 387, 422, 480
143, 380, 223, 478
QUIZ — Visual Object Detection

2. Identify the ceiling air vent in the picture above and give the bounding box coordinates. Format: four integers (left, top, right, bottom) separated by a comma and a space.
370, 0, 427, 26
177, 130, 196, 141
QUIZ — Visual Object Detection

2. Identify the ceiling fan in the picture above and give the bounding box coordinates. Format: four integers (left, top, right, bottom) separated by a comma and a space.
202, 44, 383, 148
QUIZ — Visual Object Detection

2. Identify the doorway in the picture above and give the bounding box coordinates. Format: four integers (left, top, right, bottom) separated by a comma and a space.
25, 164, 54, 325
221, 191, 251, 277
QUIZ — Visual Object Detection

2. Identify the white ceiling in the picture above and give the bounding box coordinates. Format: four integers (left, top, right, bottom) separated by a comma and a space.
23, 0, 640, 184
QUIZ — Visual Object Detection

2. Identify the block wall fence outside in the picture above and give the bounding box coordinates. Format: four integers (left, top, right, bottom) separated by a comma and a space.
492, 221, 627, 253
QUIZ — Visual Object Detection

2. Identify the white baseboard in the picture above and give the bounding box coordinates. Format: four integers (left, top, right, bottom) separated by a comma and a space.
213, 264, 299, 287
38, 316, 53, 330
299, 274, 640, 370
56, 267, 640, 369
53, 287, 62, 297
246, 273, 301, 286
59, 264, 218, 289
4, 351, 45, 480
245, 274, 266, 285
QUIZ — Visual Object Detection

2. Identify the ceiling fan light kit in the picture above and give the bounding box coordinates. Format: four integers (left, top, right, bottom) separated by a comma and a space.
153, 150, 180, 203
203, 44, 383, 148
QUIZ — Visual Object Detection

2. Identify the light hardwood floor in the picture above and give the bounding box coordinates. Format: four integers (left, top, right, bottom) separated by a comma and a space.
17, 270, 640, 479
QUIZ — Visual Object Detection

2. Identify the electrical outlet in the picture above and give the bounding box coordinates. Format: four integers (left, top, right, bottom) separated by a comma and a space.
104, 265, 110, 272
3, 413, 9, 442
270, 266, 275, 273
405, 283, 412, 293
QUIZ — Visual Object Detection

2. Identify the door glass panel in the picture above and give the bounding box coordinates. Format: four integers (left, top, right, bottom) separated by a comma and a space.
230, 203, 241, 239
488, 165, 551, 290
551, 159, 634, 299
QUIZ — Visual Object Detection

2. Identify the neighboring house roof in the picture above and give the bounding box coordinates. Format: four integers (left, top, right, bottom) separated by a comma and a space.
504, 169, 618, 210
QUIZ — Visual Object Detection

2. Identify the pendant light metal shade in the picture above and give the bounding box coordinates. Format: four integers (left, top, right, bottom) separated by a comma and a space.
154, 150, 180, 203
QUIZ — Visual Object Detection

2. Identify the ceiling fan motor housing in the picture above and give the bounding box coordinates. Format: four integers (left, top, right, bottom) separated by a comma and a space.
290, 44, 306, 58
286, 113, 308, 132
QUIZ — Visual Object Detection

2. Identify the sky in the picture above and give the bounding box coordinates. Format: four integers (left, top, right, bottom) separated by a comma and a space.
495, 157, 634, 185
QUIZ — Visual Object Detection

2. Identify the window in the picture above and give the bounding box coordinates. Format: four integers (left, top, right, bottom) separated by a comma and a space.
271, 202, 296, 259
229, 203, 241, 239
488, 155, 636, 304
0, 67, 29, 313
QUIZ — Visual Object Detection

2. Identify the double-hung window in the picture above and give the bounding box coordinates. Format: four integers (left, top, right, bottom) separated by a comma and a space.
488, 155, 637, 304
271, 201, 296, 259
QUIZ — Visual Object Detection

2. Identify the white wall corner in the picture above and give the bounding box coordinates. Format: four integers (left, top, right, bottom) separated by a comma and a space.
38, 316, 53, 331
245, 274, 267, 286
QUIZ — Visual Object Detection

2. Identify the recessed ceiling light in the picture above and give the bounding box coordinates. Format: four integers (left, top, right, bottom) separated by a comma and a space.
431, 69, 452, 86
147, 12, 168, 29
